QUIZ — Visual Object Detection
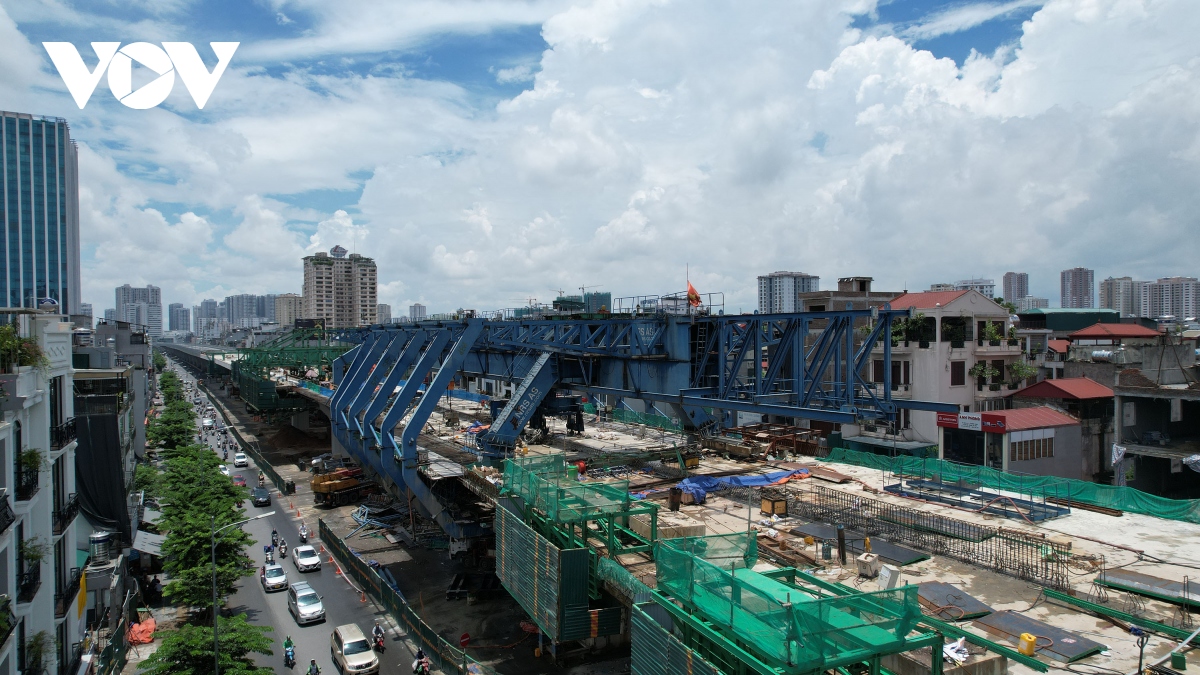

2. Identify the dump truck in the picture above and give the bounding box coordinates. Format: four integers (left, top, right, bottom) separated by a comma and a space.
311, 466, 371, 506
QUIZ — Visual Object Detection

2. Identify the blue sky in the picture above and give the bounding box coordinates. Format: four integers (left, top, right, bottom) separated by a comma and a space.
3, 0, 1197, 316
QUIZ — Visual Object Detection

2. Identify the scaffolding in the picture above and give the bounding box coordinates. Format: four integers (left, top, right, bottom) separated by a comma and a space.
648, 534, 941, 675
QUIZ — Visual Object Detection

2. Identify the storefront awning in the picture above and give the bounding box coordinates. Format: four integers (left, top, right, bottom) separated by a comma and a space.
132, 530, 166, 557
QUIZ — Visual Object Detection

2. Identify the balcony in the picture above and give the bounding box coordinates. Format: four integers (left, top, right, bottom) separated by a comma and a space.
0, 493, 13, 536
17, 566, 41, 603
0, 596, 14, 648
53, 493, 79, 535
975, 339, 1023, 355
50, 418, 77, 451
54, 567, 82, 618
15, 467, 39, 501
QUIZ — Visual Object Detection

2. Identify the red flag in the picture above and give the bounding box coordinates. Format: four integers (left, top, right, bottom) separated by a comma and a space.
687, 281, 701, 307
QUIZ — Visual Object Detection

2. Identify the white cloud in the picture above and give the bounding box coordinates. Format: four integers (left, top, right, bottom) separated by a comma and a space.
5, 0, 1200, 315
495, 64, 536, 83
901, 0, 1043, 41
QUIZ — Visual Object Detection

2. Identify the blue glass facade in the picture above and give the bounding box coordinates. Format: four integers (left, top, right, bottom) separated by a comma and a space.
0, 111, 80, 312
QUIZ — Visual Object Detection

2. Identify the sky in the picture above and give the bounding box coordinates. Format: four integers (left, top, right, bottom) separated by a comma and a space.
1, 0, 1198, 317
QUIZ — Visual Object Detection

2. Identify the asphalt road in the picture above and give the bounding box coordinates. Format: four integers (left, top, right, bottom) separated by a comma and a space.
166, 359, 415, 675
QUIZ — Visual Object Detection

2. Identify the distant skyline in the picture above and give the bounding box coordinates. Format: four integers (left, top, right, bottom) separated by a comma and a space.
2, 1, 1199, 316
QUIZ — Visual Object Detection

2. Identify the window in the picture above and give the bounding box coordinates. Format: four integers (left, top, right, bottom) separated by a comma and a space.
872, 359, 884, 383
950, 361, 966, 386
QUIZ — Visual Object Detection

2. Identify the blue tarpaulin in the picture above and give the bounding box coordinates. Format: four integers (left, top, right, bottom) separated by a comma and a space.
672, 469, 809, 503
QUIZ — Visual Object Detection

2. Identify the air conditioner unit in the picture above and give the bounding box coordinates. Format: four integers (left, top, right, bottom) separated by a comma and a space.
877, 564, 902, 590
856, 552, 881, 579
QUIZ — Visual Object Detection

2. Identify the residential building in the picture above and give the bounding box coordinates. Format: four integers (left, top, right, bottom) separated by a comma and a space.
409, 303, 427, 322
114, 285, 162, 337
274, 293, 302, 327
192, 298, 222, 340
798, 277, 899, 313
102, 309, 115, 323
864, 290, 1024, 458
1016, 296, 1049, 311
78, 303, 92, 325
0, 111, 83, 314
1142, 276, 1200, 321
756, 272, 819, 314
256, 294, 276, 323
0, 312, 84, 675
376, 304, 391, 324
1008, 377, 1115, 480
928, 283, 956, 292
121, 302, 148, 329
1113, 370, 1200, 498
167, 303, 189, 332
224, 294, 260, 328
1002, 272, 1029, 304
302, 246, 378, 329
1060, 267, 1095, 309
954, 278, 996, 299
1099, 276, 1135, 316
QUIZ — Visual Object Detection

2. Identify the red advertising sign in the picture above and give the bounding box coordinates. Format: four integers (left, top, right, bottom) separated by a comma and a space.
937, 412, 1006, 431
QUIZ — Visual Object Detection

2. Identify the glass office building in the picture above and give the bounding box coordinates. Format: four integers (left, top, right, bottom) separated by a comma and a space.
0, 110, 81, 313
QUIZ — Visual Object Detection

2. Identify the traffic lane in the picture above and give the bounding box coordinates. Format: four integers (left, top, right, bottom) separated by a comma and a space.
233, 499, 406, 675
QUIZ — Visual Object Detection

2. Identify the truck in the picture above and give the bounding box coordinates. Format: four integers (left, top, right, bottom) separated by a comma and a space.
311, 466, 372, 506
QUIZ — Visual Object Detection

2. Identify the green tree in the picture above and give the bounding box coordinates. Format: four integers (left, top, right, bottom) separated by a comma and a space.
152, 350, 167, 371
137, 614, 274, 675
133, 464, 161, 500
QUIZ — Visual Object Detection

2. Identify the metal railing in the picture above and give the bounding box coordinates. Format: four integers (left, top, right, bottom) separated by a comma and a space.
0, 493, 14, 536
54, 566, 82, 618
0, 596, 15, 648
17, 566, 41, 603
52, 493, 79, 535
15, 467, 39, 501
51, 417, 77, 450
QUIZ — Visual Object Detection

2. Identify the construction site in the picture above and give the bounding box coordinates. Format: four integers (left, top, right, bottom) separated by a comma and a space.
159, 302, 1200, 675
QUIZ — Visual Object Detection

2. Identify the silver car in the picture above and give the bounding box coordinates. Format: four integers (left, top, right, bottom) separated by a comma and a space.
292, 545, 322, 572
288, 582, 325, 625
260, 563, 289, 592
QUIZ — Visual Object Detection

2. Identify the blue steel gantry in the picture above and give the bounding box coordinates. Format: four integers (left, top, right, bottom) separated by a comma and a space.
328, 307, 957, 539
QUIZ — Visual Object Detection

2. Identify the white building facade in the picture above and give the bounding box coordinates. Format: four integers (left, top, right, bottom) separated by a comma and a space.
756, 272, 819, 314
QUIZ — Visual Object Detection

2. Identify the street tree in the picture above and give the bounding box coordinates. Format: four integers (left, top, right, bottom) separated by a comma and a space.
137, 613, 273, 675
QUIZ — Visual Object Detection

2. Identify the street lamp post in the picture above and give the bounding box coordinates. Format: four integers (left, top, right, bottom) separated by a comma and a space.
212, 510, 275, 675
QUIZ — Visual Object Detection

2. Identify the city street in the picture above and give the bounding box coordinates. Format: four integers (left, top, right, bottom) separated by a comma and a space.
169, 360, 414, 675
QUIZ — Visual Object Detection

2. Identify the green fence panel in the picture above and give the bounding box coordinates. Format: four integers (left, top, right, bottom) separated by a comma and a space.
822, 447, 1200, 524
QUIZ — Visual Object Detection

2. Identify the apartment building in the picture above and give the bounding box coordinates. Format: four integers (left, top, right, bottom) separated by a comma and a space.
274, 293, 302, 327
865, 290, 1024, 458
1002, 272, 1029, 303
0, 313, 83, 675
302, 247, 378, 329
1060, 267, 1095, 309
756, 272, 819, 313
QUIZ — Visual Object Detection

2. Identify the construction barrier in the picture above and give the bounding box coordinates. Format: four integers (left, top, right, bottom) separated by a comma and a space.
318, 519, 499, 675
822, 447, 1200, 525
198, 381, 286, 494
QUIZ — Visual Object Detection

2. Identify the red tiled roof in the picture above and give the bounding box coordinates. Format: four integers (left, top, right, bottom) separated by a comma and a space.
885, 290, 969, 309
1009, 377, 1114, 401
1068, 322, 1161, 339
1047, 339, 1071, 353
989, 406, 1080, 431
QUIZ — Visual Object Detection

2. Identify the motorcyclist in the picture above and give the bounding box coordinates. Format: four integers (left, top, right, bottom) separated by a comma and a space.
271, 529, 279, 547
298, 524, 308, 542
308, 659, 321, 675
259, 471, 266, 487
372, 621, 385, 650
279, 539, 288, 558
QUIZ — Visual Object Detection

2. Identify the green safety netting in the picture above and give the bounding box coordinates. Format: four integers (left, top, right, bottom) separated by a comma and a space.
596, 557, 653, 601
583, 404, 683, 432
504, 455, 633, 523
823, 447, 1200, 525
655, 534, 922, 670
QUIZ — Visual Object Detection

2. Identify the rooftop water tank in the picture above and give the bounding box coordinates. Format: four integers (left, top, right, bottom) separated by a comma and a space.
89, 531, 113, 565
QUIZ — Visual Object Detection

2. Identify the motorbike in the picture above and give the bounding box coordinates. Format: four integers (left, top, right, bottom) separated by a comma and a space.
412, 657, 431, 675
373, 633, 385, 653
271, 532, 279, 548
264, 545, 275, 565
284, 646, 295, 668
298, 526, 308, 544
279, 543, 288, 559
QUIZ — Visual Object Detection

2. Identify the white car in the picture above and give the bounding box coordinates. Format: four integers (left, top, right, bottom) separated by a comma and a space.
288, 582, 325, 625
292, 545, 322, 572
233, 452, 248, 467
219, 465, 230, 476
